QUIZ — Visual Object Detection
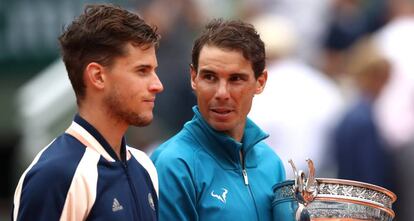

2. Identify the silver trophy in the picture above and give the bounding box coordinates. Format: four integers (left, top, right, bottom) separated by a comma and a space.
272, 159, 397, 221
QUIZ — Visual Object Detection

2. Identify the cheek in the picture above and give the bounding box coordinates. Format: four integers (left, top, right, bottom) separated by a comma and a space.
232, 86, 254, 102
233, 83, 255, 94
240, 95, 253, 109
234, 91, 254, 112
196, 87, 214, 102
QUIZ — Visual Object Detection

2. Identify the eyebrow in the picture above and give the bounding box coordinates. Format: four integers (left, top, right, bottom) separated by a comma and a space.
199, 68, 216, 75
199, 68, 249, 76
133, 64, 156, 70
229, 72, 250, 77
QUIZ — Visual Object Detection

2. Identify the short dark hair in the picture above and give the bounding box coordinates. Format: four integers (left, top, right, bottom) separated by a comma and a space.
191, 19, 266, 78
59, 4, 160, 102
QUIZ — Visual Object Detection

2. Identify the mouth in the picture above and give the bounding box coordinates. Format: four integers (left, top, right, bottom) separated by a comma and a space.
210, 107, 233, 115
143, 97, 156, 102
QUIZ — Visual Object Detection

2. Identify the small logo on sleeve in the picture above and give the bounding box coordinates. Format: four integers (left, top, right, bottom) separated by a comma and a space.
211, 188, 228, 203
112, 198, 124, 212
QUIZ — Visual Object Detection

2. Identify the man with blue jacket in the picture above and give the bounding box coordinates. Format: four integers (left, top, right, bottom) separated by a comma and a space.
13, 4, 163, 220
151, 19, 286, 221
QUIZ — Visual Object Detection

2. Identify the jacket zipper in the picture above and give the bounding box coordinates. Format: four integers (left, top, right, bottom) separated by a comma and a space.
240, 151, 260, 221
242, 169, 249, 185
123, 162, 140, 220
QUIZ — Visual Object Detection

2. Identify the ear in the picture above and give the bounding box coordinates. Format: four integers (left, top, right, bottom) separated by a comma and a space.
84, 62, 105, 90
255, 70, 267, 94
190, 64, 197, 90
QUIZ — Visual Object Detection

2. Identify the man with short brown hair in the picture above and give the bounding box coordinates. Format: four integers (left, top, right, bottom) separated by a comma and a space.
13, 4, 163, 221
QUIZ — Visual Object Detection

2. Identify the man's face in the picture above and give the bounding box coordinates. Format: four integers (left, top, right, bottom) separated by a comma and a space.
103, 43, 163, 127
191, 45, 267, 140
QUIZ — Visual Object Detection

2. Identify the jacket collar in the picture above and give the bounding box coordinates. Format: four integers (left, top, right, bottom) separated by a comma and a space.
66, 114, 127, 162
184, 106, 268, 169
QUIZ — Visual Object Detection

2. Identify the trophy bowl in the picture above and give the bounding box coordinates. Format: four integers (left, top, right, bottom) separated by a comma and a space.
272, 160, 397, 221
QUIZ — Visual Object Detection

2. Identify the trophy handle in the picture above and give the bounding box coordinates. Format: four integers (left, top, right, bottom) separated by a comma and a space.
304, 159, 317, 202
289, 159, 305, 203
288, 159, 319, 221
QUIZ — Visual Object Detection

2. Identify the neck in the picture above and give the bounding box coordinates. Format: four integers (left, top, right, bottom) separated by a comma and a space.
78, 103, 128, 160
229, 132, 243, 142
226, 123, 245, 142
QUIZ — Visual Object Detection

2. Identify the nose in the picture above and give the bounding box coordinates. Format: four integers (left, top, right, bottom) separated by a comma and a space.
149, 72, 164, 93
214, 80, 230, 100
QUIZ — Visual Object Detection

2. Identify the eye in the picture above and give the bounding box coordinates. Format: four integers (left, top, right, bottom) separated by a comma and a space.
229, 75, 246, 82
137, 68, 149, 76
203, 73, 216, 81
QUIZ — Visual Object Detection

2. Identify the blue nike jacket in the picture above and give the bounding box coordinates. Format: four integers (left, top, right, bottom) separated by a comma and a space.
151, 106, 286, 221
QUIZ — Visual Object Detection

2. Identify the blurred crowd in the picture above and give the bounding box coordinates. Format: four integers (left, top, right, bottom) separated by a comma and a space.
1, 0, 414, 219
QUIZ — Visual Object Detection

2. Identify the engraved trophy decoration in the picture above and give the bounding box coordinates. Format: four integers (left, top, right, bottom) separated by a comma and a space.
272, 159, 397, 221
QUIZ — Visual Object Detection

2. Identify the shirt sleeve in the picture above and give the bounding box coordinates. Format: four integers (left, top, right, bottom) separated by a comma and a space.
152, 152, 198, 221
13, 165, 74, 221
13, 147, 99, 221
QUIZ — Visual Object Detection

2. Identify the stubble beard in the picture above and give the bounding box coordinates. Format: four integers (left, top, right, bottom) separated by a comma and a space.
104, 89, 153, 127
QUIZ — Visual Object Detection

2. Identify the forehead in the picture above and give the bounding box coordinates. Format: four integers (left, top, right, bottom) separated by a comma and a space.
117, 43, 157, 65
198, 45, 253, 75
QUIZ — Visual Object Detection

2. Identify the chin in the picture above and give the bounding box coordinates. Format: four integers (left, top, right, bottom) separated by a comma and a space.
209, 121, 233, 132
131, 118, 152, 127
128, 113, 153, 127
